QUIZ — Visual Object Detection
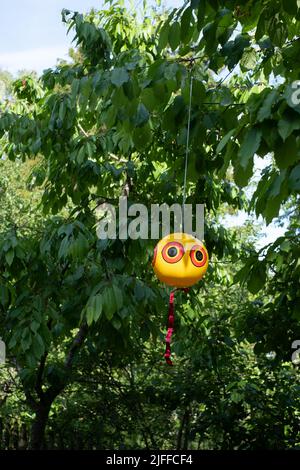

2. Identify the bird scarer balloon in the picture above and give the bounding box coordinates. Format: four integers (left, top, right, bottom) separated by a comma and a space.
153, 232, 209, 365
152, 70, 209, 365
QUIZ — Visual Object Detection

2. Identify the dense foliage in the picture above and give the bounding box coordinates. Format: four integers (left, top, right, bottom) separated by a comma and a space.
0, 0, 299, 449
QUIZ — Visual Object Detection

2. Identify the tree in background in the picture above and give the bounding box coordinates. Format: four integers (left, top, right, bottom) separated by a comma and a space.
0, 70, 13, 101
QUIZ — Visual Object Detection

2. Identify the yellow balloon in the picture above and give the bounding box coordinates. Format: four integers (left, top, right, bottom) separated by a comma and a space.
152, 232, 209, 288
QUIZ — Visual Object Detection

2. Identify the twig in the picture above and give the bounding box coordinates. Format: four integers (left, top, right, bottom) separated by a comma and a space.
77, 122, 89, 137
109, 153, 128, 164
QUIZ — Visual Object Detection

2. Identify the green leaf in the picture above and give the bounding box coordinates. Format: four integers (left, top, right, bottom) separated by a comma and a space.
8, 332, 19, 349
80, 76, 92, 99
191, 0, 200, 8
112, 316, 122, 330
282, 0, 298, 15
192, 79, 206, 103
268, 170, 287, 198
71, 78, 80, 102
86, 294, 103, 325
257, 90, 278, 122
140, 88, 158, 112
111, 68, 129, 88
103, 106, 117, 128
216, 129, 235, 153
181, 7, 193, 43
101, 283, 124, 321
58, 236, 70, 259
0, 284, 9, 307
256, 11, 268, 44
123, 80, 135, 100
21, 329, 32, 353
207, 0, 218, 10
76, 145, 86, 164
280, 240, 291, 252
231, 391, 244, 403
59, 101, 66, 122
203, 21, 217, 55
134, 103, 150, 127
278, 113, 300, 141
32, 333, 45, 359
234, 159, 254, 187
274, 135, 299, 169
133, 123, 152, 151
31, 138, 41, 154
30, 320, 40, 334
222, 34, 250, 70
240, 48, 257, 71
169, 22, 181, 51
270, 17, 288, 47
238, 128, 262, 169
233, 261, 253, 284
102, 288, 113, 321
264, 195, 281, 224
112, 284, 123, 310
86, 141, 96, 159
58, 223, 73, 237
69, 233, 89, 259
5, 249, 14, 266
288, 164, 300, 190
247, 262, 267, 294
197, 0, 206, 30
158, 22, 169, 50
61, 8, 71, 23
164, 63, 179, 81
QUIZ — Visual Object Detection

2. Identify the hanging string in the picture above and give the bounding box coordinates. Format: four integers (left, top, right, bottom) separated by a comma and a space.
182, 69, 193, 231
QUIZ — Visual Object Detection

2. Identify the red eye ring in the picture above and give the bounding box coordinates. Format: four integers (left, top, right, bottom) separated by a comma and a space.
190, 245, 207, 267
162, 241, 184, 264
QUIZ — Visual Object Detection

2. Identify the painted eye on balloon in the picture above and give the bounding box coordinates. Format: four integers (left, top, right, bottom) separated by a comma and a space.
190, 245, 207, 267
162, 242, 184, 264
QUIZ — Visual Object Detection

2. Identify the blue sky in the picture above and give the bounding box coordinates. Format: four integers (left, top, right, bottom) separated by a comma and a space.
0, 0, 181, 74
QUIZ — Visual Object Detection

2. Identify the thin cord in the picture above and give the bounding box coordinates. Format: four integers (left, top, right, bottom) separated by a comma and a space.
182, 70, 193, 210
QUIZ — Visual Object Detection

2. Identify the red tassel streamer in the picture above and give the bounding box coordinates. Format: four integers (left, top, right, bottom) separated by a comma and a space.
164, 288, 189, 365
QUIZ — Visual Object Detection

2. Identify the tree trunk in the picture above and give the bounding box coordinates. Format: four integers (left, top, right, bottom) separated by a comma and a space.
30, 404, 50, 450
27, 323, 88, 450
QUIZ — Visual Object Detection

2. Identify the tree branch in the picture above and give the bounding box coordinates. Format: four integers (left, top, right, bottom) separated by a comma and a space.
65, 322, 88, 370
35, 351, 48, 402
44, 322, 89, 404
109, 153, 128, 164
77, 122, 89, 137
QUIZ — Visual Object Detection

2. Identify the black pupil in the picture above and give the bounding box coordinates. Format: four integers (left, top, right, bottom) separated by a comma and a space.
168, 247, 178, 258
196, 250, 203, 262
